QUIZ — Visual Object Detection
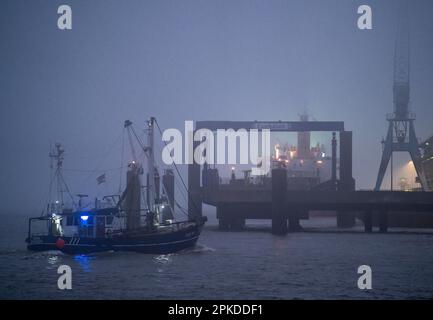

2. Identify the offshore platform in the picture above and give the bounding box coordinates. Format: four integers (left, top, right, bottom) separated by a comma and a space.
186, 120, 433, 235
182, 2, 433, 235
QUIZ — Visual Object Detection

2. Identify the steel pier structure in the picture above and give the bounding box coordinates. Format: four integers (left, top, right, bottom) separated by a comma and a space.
187, 120, 433, 235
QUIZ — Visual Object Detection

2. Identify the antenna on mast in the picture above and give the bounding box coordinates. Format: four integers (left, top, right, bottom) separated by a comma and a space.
45, 143, 77, 215
48, 143, 65, 212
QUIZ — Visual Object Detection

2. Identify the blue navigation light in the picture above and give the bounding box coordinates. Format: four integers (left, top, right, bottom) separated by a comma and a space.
80, 215, 89, 221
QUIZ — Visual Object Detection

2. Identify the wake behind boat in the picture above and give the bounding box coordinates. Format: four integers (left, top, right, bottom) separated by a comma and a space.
26, 117, 206, 254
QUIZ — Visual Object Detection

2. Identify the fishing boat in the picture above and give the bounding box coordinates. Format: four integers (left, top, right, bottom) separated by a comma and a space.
26, 117, 206, 254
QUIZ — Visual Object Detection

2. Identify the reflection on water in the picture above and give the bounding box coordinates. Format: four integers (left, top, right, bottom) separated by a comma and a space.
74, 254, 94, 273
2, 220, 433, 299
47, 255, 59, 265
155, 254, 173, 264
44, 252, 64, 270
184, 244, 215, 254
155, 254, 173, 273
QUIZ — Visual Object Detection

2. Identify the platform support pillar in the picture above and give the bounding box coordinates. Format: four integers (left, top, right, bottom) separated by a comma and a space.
288, 209, 302, 232
364, 210, 373, 233
337, 131, 356, 228
188, 138, 202, 220
379, 210, 388, 233
272, 169, 288, 235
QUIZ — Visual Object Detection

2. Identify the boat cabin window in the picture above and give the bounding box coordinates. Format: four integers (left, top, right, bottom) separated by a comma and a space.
78, 214, 95, 237
65, 216, 80, 226
106, 216, 114, 225
66, 216, 73, 226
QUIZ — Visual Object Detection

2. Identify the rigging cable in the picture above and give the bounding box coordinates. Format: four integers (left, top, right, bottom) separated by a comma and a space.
123, 121, 193, 219
126, 124, 154, 211
63, 167, 124, 173
127, 128, 138, 162
151, 130, 191, 216
119, 126, 125, 194
41, 165, 60, 216
127, 122, 187, 217
130, 124, 161, 207
154, 119, 201, 218
58, 169, 78, 208
79, 130, 123, 186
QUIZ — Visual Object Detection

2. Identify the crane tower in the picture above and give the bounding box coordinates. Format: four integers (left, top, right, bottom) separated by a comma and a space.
374, 1, 427, 191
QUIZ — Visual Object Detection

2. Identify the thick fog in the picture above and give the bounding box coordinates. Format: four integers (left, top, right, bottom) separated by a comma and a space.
1, 0, 433, 215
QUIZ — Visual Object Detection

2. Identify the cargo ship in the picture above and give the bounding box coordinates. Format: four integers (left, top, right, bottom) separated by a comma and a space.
421, 135, 433, 192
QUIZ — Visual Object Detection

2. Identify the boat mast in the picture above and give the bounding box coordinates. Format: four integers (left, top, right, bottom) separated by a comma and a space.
49, 143, 65, 213
147, 117, 156, 213
46, 143, 77, 215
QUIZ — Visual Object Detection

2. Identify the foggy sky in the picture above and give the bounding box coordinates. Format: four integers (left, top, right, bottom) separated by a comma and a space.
1, 0, 433, 215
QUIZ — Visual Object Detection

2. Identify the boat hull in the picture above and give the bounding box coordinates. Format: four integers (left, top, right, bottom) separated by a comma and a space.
27, 224, 201, 254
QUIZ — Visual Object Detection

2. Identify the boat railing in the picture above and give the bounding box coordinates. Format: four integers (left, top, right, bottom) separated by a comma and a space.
107, 220, 194, 238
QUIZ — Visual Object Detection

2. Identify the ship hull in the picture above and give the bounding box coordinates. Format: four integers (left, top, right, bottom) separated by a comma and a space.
27, 224, 201, 254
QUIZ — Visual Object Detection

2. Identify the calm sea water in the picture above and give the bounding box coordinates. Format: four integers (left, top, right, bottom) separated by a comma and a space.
1, 212, 433, 299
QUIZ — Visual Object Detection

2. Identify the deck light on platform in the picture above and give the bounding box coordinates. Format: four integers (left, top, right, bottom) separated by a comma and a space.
231, 167, 236, 181
275, 146, 280, 159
